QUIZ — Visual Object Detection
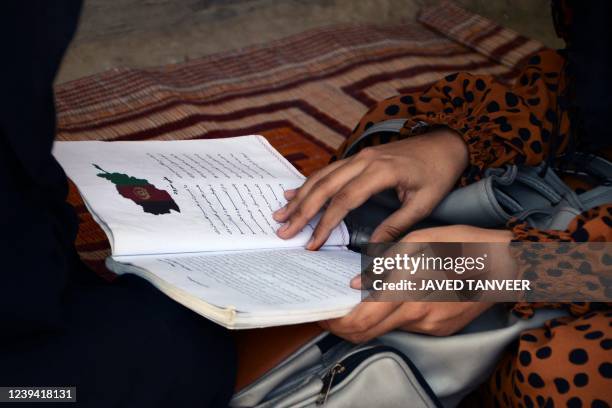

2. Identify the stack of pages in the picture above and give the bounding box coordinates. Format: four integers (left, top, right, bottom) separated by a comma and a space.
54, 135, 361, 329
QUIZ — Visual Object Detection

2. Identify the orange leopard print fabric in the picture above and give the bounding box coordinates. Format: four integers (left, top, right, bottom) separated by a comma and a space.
336, 47, 611, 407
337, 49, 570, 185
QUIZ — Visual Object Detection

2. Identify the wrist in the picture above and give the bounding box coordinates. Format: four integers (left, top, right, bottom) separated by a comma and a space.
428, 127, 469, 176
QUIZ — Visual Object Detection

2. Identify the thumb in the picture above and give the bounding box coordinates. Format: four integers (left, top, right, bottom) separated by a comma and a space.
370, 195, 431, 242
350, 275, 362, 289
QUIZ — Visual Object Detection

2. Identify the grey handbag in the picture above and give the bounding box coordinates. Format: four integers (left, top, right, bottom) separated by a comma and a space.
231, 119, 610, 407
230, 333, 442, 408
230, 307, 567, 408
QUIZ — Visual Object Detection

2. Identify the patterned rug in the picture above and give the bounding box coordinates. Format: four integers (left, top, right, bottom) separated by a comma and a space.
55, 0, 545, 278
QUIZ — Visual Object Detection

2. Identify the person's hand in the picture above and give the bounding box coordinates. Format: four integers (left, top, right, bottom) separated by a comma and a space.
273, 129, 469, 249
319, 301, 492, 342
319, 225, 513, 343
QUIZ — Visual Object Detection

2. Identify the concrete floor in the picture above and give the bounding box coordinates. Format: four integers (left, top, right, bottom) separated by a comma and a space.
57, 0, 562, 84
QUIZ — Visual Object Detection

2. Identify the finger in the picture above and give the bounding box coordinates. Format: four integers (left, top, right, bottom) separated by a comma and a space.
324, 302, 400, 337
370, 192, 433, 242
306, 164, 397, 249
342, 303, 421, 343
284, 189, 297, 200
277, 160, 370, 239
273, 160, 346, 222
274, 163, 343, 220
398, 302, 486, 336
350, 275, 361, 289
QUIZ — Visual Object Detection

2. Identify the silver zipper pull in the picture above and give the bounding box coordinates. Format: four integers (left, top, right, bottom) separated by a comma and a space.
316, 363, 346, 406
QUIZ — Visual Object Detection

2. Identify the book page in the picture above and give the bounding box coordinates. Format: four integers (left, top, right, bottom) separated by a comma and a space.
53, 136, 349, 256
111, 248, 362, 325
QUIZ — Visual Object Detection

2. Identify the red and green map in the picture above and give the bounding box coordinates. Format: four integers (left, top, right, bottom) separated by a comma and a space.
93, 164, 180, 215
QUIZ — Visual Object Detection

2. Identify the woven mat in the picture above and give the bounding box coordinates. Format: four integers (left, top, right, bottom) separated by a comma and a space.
55, 1, 544, 278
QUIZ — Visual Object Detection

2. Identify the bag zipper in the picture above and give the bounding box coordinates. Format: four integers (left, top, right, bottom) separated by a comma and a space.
315, 363, 346, 405
314, 344, 442, 407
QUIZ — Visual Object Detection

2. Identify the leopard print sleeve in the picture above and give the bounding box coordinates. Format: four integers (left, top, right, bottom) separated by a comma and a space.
339, 49, 570, 185
509, 204, 612, 318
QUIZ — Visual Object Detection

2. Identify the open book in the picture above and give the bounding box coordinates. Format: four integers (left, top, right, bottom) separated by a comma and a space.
53, 135, 361, 329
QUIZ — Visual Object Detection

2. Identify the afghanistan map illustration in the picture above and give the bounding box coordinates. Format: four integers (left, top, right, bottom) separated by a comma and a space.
93, 164, 180, 215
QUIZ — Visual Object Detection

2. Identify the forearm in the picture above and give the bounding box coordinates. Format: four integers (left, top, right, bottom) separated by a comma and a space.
341, 50, 570, 184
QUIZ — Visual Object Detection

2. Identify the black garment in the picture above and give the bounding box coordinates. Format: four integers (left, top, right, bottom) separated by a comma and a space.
552, 0, 612, 153
2, 274, 237, 407
0, 1, 236, 407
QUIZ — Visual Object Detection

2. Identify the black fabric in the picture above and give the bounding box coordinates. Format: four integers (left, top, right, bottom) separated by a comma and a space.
562, 0, 612, 152
0, 1, 236, 406
0, 0, 83, 339
1, 275, 237, 407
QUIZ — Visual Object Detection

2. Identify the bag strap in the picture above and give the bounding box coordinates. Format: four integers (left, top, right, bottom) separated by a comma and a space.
341, 118, 419, 159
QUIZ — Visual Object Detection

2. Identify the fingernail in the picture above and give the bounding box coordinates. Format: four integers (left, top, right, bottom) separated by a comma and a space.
272, 205, 287, 220
284, 189, 297, 199
277, 221, 290, 236
350, 275, 362, 289
306, 236, 316, 250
